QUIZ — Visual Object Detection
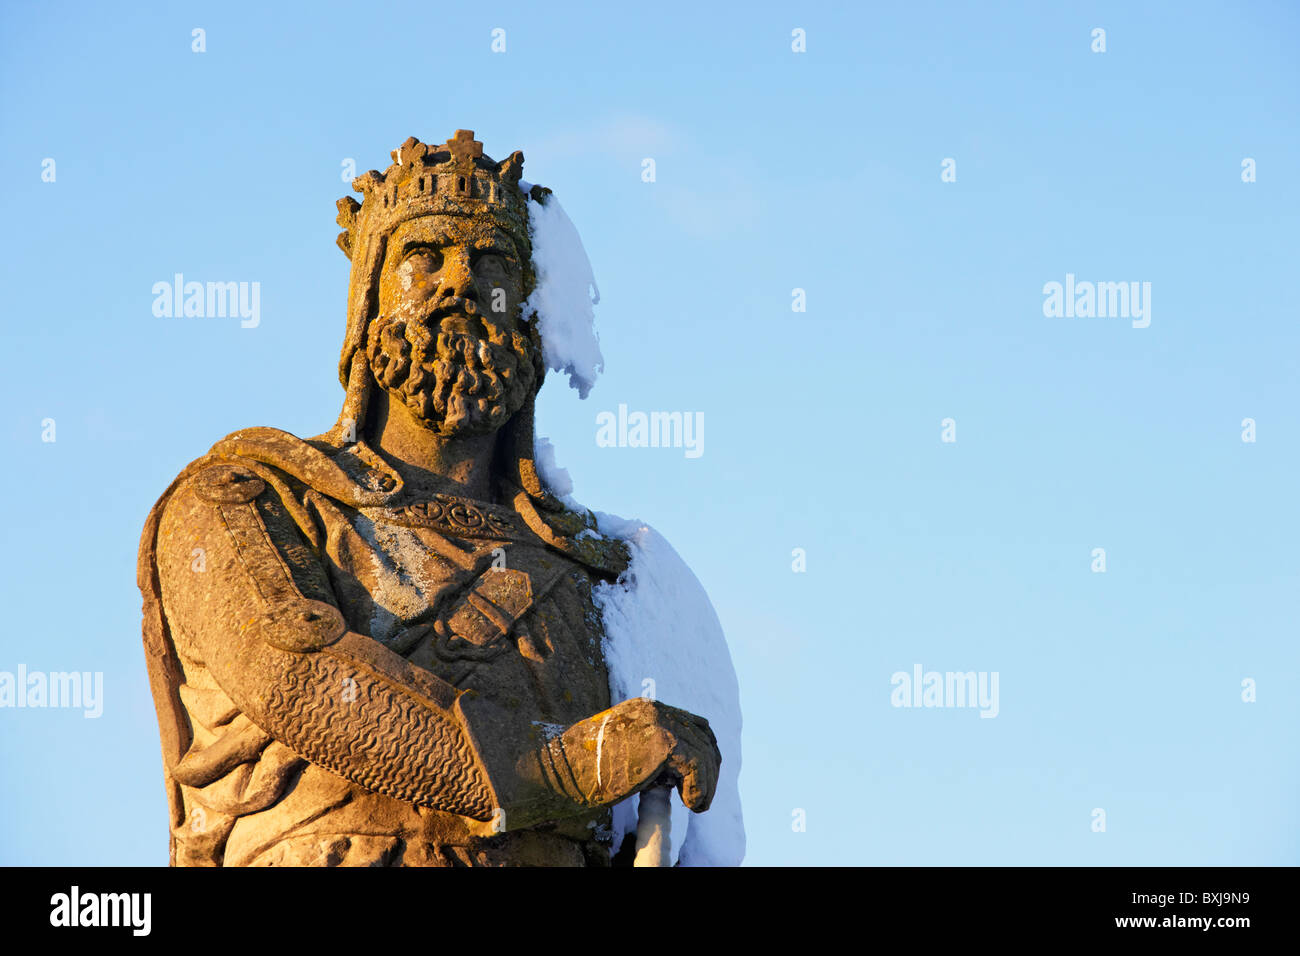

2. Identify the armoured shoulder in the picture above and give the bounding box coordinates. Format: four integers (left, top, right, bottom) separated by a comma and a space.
157, 456, 345, 657
508, 489, 631, 581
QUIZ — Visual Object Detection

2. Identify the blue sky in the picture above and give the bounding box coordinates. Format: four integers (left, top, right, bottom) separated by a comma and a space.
1, 0, 1297, 865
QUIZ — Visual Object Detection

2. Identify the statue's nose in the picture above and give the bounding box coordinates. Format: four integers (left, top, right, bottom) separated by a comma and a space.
438, 249, 478, 302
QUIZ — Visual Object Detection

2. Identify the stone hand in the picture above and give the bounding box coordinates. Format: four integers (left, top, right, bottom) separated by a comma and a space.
549, 697, 722, 813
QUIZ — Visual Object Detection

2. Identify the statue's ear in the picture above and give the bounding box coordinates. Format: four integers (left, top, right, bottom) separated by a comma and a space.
523, 314, 546, 382
498, 150, 524, 184
336, 197, 360, 259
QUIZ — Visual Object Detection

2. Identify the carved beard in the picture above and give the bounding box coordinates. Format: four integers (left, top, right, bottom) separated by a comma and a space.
366, 309, 538, 437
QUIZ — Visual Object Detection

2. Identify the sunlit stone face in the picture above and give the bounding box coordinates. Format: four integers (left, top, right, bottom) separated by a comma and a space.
368, 215, 538, 436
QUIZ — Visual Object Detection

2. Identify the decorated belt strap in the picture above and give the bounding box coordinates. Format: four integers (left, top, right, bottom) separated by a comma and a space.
360, 494, 534, 543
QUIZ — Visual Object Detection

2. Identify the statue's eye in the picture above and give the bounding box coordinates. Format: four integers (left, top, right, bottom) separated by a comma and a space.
402, 246, 442, 271
473, 251, 510, 275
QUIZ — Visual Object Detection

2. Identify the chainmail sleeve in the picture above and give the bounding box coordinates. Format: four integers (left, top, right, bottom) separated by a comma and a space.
155, 462, 498, 820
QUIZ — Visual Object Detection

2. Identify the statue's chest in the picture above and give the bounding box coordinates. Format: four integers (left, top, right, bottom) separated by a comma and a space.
321, 499, 610, 721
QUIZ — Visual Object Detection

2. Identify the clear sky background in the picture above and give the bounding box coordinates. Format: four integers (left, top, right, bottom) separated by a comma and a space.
1, 0, 1297, 866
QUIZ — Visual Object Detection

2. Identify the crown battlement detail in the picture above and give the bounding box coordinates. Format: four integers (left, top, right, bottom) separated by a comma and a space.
335, 131, 545, 260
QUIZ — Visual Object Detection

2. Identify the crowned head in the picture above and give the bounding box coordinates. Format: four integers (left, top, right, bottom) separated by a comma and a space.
335, 131, 550, 439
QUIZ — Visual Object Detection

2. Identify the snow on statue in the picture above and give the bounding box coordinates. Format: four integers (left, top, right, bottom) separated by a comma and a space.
525, 192, 745, 867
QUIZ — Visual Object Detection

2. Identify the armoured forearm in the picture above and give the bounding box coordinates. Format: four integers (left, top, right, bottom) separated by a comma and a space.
231, 631, 496, 818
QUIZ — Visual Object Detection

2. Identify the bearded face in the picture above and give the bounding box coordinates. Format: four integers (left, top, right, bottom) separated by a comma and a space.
368, 215, 540, 437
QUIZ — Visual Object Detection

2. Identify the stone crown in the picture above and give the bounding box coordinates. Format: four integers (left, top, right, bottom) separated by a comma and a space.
335, 131, 541, 259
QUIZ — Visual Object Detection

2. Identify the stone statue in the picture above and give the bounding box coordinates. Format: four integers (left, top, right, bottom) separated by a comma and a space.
138, 131, 722, 866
